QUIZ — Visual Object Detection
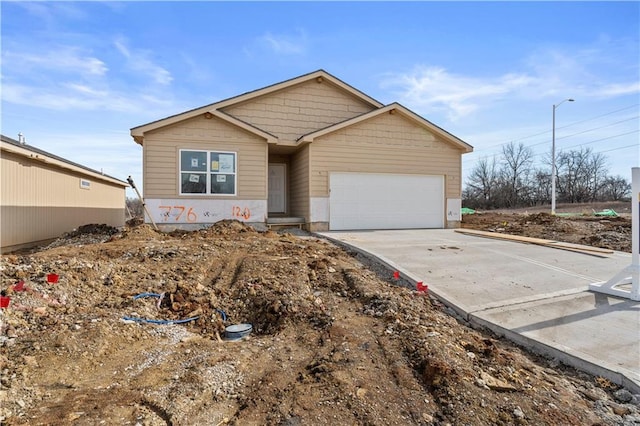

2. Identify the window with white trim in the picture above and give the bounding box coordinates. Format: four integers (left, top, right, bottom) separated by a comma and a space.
179, 150, 237, 195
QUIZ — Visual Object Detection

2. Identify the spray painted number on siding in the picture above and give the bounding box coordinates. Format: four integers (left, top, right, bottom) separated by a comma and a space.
232, 206, 251, 220
158, 206, 198, 222
148, 200, 264, 224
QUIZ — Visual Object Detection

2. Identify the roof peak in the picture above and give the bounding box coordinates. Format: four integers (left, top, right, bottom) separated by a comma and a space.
130, 69, 383, 142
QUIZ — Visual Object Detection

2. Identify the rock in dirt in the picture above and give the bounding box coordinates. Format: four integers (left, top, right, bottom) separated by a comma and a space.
0, 219, 634, 425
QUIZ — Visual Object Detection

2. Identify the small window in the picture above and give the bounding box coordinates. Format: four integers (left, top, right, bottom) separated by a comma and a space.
179, 150, 236, 195
80, 179, 91, 190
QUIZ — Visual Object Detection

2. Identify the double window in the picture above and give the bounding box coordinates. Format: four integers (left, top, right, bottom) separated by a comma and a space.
179, 150, 237, 195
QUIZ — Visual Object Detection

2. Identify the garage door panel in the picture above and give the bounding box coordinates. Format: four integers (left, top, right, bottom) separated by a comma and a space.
329, 173, 444, 230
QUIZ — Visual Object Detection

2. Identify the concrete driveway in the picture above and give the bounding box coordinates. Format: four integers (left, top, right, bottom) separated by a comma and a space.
319, 229, 640, 392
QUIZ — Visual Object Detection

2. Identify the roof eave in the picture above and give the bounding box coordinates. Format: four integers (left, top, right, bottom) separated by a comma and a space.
211, 110, 278, 143
299, 103, 474, 153
1, 137, 128, 187
130, 69, 384, 141
389, 103, 474, 153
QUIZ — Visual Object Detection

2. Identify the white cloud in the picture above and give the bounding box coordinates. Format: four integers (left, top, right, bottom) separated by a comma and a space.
1, 81, 172, 115
383, 41, 639, 122
1, 38, 177, 117
260, 30, 307, 55
382, 66, 536, 121
14, 2, 88, 23
114, 36, 173, 85
179, 53, 214, 84
3, 47, 108, 77
590, 82, 640, 98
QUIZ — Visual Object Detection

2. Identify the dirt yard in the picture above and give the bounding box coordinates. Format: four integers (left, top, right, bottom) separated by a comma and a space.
462, 202, 632, 253
0, 212, 637, 425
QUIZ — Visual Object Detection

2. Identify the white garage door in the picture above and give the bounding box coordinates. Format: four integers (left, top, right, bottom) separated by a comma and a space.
329, 173, 444, 230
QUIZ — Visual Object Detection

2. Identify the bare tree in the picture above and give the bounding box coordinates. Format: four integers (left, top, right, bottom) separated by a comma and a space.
556, 147, 608, 203
530, 168, 552, 206
499, 142, 534, 207
126, 197, 144, 219
599, 175, 631, 201
465, 156, 499, 209
461, 143, 626, 209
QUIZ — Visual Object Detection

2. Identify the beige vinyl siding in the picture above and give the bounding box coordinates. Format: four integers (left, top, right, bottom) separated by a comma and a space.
1, 151, 123, 207
1, 151, 125, 252
289, 145, 310, 219
222, 80, 375, 142
143, 115, 268, 199
1, 207, 123, 253
310, 112, 462, 199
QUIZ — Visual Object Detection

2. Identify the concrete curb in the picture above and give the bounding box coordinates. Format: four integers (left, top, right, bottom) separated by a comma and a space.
317, 232, 640, 394
469, 313, 640, 394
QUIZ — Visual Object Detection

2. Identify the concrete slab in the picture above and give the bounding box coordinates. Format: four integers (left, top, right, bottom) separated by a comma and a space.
319, 229, 640, 392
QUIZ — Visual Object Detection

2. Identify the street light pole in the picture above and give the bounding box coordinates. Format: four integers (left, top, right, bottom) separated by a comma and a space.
551, 98, 574, 215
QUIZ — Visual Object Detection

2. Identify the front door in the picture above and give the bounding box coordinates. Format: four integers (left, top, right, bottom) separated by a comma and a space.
268, 164, 286, 214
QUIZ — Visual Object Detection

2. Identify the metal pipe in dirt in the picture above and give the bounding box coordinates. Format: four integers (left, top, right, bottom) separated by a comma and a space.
127, 176, 159, 231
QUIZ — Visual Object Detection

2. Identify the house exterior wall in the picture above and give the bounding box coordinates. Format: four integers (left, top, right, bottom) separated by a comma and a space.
1, 150, 125, 253
289, 145, 310, 219
133, 72, 471, 231
144, 115, 268, 199
222, 80, 375, 142
307, 112, 463, 230
142, 115, 269, 228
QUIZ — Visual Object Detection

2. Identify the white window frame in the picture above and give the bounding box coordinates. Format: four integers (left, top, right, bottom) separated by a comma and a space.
179, 149, 237, 196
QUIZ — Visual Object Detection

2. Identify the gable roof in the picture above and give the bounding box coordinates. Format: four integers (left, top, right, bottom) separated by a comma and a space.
1, 134, 128, 187
299, 103, 473, 153
211, 110, 279, 144
131, 70, 384, 145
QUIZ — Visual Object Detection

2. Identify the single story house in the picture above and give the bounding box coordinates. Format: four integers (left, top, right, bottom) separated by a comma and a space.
1, 134, 128, 253
130, 70, 473, 231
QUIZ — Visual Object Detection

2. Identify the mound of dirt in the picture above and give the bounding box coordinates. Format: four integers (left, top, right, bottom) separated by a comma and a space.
41, 223, 121, 251
1, 220, 638, 425
462, 211, 632, 253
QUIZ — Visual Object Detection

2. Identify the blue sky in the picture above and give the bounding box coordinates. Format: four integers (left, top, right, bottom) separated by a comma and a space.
2, 1, 639, 198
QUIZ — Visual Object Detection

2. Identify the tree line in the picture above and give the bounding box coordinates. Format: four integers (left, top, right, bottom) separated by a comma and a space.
463, 142, 631, 209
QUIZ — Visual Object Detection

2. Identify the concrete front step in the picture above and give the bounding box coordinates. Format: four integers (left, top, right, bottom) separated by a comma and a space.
266, 217, 306, 230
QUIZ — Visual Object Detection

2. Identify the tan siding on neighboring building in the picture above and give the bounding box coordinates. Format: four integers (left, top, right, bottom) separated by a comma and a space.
1, 150, 125, 252
143, 115, 268, 199
222, 80, 375, 142
309, 113, 463, 198
1, 207, 123, 253
290, 145, 310, 219
1, 151, 123, 207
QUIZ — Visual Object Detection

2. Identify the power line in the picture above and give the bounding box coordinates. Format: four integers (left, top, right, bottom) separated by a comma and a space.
556, 116, 639, 141
599, 143, 639, 154
464, 130, 639, 170
467, 103, 639, 154
562, 129, 640, 150
554, 103, 639, 131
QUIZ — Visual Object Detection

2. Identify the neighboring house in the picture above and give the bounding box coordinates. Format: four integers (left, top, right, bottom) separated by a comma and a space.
130, 70, 473, 231
1, 135, 128, 253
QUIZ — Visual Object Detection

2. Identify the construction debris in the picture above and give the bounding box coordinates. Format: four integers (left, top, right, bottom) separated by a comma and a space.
455, 228, 614, 257
462, 208, 631, 253
0, 219, 637, 424
594, 209, 619, 217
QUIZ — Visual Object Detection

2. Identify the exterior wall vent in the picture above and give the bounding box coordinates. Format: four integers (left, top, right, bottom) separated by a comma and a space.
80, 179, 91, 190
